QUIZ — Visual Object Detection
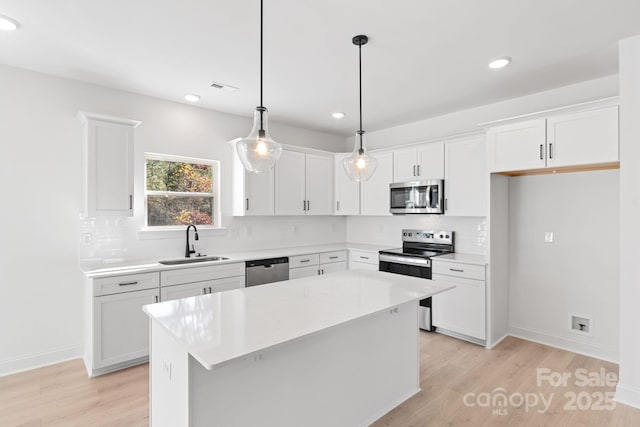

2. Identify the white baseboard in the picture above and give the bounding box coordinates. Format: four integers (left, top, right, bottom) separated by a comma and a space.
616, 383, 640, 409
487, 332, 509, 349
509, 326, 618, 363
0, 345, 82, 377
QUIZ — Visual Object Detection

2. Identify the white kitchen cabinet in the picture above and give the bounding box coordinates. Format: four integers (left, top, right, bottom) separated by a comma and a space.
487, 119, 547, 173
275, 150, 334, 215
546, 106, 619, 168
232, 152, 275, 216
290, 265, 320, 279
432, 260, 486, 344
305, 153, 334, 215
361, 151, 393, 216
487, 103, 619, 173
92, 287, 159, 370
275, 150, 307, 215
78, 111, 141, 217
393, 143, 444, 182
321, 261, 347, 274
334, 154, 360, 215
444, 136, 487, 216
348, 249, 379, 271
161, 276, 245, 301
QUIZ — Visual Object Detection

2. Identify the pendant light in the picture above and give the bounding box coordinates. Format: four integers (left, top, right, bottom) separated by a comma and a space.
343, 34, 377, 182
235, 0, 282, 173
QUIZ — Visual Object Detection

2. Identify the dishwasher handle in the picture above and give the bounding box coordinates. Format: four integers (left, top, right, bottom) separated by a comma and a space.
246, 257, 289, 268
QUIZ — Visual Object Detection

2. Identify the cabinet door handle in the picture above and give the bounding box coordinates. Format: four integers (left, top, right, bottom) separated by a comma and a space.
154, 295, 158, 303
317, 269, 321, 275
307, 200, 310, 211
303, 200, 306, 211
209, 287, 212, 294
246, 198, 249, 211
450, 268, 464, 273
321, 269, 325, 275
549, 143, 553, 159
203, 287, 207, 294
539, 144, 544, 160
336, 201, 340, 211
129, 195, 133, 210
118, 281, 138, 286
412, 165, 416, 176
417, 164, 421, 176
444, 198, 448, 211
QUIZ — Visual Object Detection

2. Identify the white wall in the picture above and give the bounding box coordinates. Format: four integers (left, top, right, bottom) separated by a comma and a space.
616, 36, 640, 408
0, 64, 346, 375
508, 170, 619, 362
347, 75, 619, 151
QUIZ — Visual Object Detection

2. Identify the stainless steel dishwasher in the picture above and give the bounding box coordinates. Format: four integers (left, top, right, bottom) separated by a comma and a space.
245, 257, 289, 287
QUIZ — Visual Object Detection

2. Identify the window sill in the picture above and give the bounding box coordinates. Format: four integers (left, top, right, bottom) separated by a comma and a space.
137, 227, 228, 240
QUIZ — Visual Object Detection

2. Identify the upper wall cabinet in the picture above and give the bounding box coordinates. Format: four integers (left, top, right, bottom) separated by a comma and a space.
487, 102, 619, 174
393, 143, 445, 182
78, 112, 141, 217
232, 148, 275, 216
444, 135, 487, 217
334, 154, 360, 215
361, 151, 394, 216
275, 150, 333, 215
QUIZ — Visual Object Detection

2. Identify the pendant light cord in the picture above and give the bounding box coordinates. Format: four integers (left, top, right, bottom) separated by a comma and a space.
358, 40, 364, 151
259, 0, 265, 134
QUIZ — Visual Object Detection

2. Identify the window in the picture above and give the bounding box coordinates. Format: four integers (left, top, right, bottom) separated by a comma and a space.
145, 154, 220, 228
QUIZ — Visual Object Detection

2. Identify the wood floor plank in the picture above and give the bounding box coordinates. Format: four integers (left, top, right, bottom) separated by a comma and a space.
1, 333, 639, 426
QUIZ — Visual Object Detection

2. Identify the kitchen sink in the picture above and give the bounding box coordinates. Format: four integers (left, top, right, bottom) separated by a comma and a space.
158, 256, 229, 265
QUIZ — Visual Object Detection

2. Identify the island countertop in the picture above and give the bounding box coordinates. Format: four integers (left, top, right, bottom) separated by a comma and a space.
143, 270, 453, 370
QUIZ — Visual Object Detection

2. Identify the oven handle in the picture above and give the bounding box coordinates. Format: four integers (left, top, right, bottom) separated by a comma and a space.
379, 254, 431, 267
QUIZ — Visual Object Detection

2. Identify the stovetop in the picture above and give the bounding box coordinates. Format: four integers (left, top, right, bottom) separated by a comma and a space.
378, 247, 452, 259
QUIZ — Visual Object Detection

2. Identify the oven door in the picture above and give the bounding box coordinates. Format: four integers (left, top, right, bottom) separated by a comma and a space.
378, 254, 431, 279
389, 180, 444, 214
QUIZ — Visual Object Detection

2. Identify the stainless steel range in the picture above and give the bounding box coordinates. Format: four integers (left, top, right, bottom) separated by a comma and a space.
379, 229, 455, 331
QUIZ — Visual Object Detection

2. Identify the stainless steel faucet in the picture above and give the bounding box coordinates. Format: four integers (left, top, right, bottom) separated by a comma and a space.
185, 224, 199, 258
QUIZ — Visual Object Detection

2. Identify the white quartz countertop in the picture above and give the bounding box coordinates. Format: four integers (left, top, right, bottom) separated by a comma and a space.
82, 242, 387, 278
432, 253, 487, 266
143, 270, 454, 370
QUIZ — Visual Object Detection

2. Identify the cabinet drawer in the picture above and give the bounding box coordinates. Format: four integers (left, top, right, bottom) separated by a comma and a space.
290, 265, 320, 279
349, 261, 379, 271
432, 261, 485, 281
320, 250, 347, 264
349, 250, 378, 265
289, 253, 320, 268
160, 262, 245, 287
93, 272, 160, 297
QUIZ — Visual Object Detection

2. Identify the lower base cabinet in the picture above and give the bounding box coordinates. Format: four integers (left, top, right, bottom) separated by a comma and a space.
348, 250, 379, 271
160, 276, 245, 301
431, 261, 486, 344
92, 287, 159, 371
289, 251, 348, 279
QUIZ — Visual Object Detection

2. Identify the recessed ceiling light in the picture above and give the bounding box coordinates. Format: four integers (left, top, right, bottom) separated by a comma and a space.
489, 57, 511, 69
209, 81, 239, 92
0, 14, 20, 31
184, 94, 200, 102
332, 112, 345, 119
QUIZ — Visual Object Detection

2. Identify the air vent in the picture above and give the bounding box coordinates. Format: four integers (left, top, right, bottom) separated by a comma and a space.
208, 81, 239, 92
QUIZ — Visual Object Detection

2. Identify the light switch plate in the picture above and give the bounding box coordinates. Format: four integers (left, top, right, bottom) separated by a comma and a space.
545, 231, 554, 243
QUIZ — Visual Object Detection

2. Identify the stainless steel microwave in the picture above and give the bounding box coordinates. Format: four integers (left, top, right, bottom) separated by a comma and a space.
389, 180, 444, 214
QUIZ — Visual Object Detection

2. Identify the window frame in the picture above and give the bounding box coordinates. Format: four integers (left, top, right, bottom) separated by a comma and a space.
144, 153, 221, 229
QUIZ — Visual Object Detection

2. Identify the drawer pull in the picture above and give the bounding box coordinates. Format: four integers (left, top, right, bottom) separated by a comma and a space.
203, 287, 207, 294
449, 268, 464, 273
118, 281, 138, 286
209, 287, 212, 294
329, 256, 339, 259
359, 256, 370, 260
300, 259, 311, 263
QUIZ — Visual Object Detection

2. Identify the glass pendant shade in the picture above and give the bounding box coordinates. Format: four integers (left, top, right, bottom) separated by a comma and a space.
236, 107, 282, 173
342, 132, 377, 182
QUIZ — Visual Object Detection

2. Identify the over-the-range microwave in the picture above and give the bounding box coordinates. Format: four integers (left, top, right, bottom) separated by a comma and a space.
389, 179, 444, 214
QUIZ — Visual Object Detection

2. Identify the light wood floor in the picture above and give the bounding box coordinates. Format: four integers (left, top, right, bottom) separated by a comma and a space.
2, 334, 639, 426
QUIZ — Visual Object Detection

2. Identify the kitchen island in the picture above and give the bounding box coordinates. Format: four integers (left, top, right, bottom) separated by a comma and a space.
143, 270, 454, 427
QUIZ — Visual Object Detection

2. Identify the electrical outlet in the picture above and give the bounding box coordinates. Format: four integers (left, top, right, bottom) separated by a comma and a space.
162, 360, 172, 380
81, 233, 93, 247
544, 231, 554, 243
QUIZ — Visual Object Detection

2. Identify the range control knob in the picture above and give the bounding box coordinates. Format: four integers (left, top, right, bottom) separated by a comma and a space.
446, 235, 450, 239
439, 234, 443, 238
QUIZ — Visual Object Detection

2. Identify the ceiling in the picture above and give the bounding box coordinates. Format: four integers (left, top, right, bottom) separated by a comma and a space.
1, 0, 640, 136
